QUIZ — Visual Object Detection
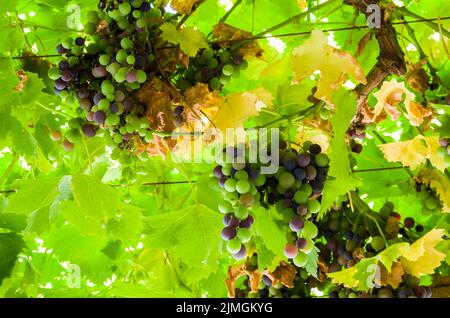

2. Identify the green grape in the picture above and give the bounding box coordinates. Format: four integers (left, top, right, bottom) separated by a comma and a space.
68, 56, 79, 67
219, 200, 233, 214
136, 70, 147, 83
315, 153, 329, 167
222, 166, 232, 176
86, 43, 99, 55
84, 23, 97, 34
126, 55, 136, 65
66, 129, 82, 143
149, 8, 162, 19
106, 62, 121, 76
302, 238, 314, 254
425, 197, 439, 210
234, 170, 248, 180
71, 46, 83, 56
276, 184, 288, 195
236, 180, 251, 194
237, 228, 252, 243
319, 107, 330, 120
144, 132, 153, 143
105, 113, 120, 126
294, 191, 309, 204
133, 10, 142, 19
207, 58, 219, 69
302, 221, 318, 239
225, 191, 238, 203
202, 48, 214, 60
101, 80, 115, 95
48, 68, 61, 80
98, 39, 109, 49
279, 172, 295, 189
234, 206, 249, 219
209, 77, 221, 90
115, 68, 128, 83
370, 236, 385, 251
437, 147, 448, 158
62, 38, 73, 49
300, 183, 312, 196
121, 38, 133, 50
113, 134, 123, 144
254, 174, 266, 187
136, 18, 146, 29
220, 75, 231, 85
224, 178, 237, 192
293, 251, 307, 267
307, 199, 321, 214
119, 2, 132, 16
97, 99, 110, 111
99, 55, 111, 66
222, 64, 234, 76
68, 119, 80, 129
132, 0, 143, 8
239, 59, 248, 70
226, 239, 242, 254
220, 51, 231, 63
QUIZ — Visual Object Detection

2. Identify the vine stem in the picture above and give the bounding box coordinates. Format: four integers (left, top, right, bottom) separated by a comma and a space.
352, 166, 405, 173
36, 102, 74, 119
176, 0, 207, 29
206, 0, 243, 37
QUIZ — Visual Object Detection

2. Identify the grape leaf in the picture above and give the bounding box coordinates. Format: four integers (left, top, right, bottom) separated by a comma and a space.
415, 169, 450, 212
160, 23, 207, 57
143, 204, 222, 270
0, 233, 25, 284
305, 245, 320, 278
5, 177, 61, 214
291, 30, 366, 105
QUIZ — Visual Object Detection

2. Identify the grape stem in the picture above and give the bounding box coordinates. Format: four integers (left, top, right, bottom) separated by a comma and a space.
397, 7, 450, 39
349, 192, 389, 247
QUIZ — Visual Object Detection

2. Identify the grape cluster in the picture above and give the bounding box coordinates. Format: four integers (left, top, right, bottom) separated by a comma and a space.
414, 182, 443, 216
213, 141, 330, 261
438, 138, 450, 168
48, 0, 165, 154
177, 47, 248, 91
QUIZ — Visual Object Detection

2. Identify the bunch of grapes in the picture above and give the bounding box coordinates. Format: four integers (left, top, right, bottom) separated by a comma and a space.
176, 46, 248, 91
438, 138, 450, 169
414, 182, 443, 216
212, 141, 330, 261
48, 0, 166, 154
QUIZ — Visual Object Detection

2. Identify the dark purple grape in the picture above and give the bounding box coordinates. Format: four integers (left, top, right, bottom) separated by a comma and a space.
297, 153, 311, 167
92, 66, 107, 78
337, 245, 345, 256
221, 226, 237, 240
218, 177, 226, 187
309, 144, 322, 155
398, 288, 413, 298
82, 124, 97, 138
213, 166, 223, 179
283, 158, 297, 171
123, 99, 132, 112
266, 177, 277, 188
53, 88, 62, 95
174, 106, 185, 116
281, 199, 292, 208
201, 67, 213, 81
110, 103, 119, 113
55, 79, 67, 90
342, 251, 353, 261
135, 55, 146, 69
305, 165, 317, 181
289, 216, 304, 232
284, 190, 294, 200
296, 204, 308, 216
415, 225, 424, 232
293, 168, 306, 181
56, 44, 66, 54
413, 286, 427, 298
247, 168, 260, 180
353, 233, 361, 244
59, 60, 70, 70
296, 238, 307, 249
352, 143, 363, 154
439, 138, 449, 147
228, 216, 240, 228
343, 231, 353, 240
233, 55, 243, 65
93, 92, 105, 105
262, 275, 272, 287
78, 86, 90, 99
404, 217, 415, 229
310, 180, 323, 192
94, 111, 106, 124
141, 2, 151, 11
232, 245, 246, 260
61, 70, 73, 82
240, 215, 254, 228
268, 193, 277, 204
326, 239, 337, 252
75, 37, 85, 46
329, 290, 339, 298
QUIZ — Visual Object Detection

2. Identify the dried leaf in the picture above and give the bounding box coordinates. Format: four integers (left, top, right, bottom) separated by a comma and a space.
376, 262, 404, 289
385, 216, 400, 239
357, 32, 373, 56
212, 23, 264, 59
170, 0, 201, 15
406, 60, 430, 93
14, 70, 27, 92
291, 30, 366, 106
262, 261, 296, 288
373, 79, 431, 126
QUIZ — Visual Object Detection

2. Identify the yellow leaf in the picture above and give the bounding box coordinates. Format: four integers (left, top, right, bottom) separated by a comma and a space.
327, 266, 359, 289
297, 0, 307, 9
291, 30, 366, 106
379, 136, 447, 172
373, 79, 431, 126
212, 89, 272, 132
415, 170, 450, 212
400, 229, 446, 277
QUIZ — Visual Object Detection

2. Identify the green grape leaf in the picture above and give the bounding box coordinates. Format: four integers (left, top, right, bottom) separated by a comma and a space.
160, 23, 207, 57
305, 245, 320, 278
5, 177, 61, 214
0, 233, 25, 284
319, 175, 361, 218
143, 204, 222, 269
